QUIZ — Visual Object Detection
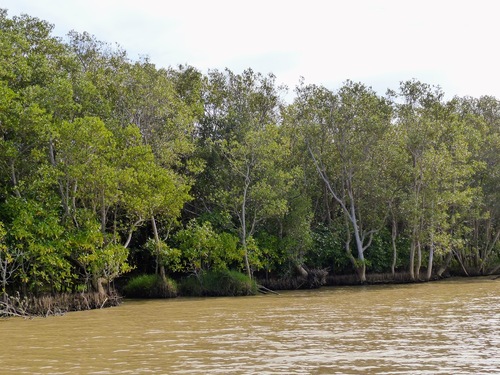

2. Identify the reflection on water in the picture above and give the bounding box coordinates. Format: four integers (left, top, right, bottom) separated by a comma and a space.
1, 277, 499, 374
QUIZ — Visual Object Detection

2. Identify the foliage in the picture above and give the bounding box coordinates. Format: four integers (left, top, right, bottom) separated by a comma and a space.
123, 274, 177, 298
178, 270, 257, 297
143, 238, 182, 274
0, 8, 499, 304
309, 223, 350, 273
1, 197, 73, 294
174, 220, 240, 273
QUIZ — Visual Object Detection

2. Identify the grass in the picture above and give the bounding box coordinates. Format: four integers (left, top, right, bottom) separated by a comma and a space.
123, 274, 177, 298
179, 270, 257, 297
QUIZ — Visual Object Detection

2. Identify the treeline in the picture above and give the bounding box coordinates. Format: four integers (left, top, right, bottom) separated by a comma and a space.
1, 10, 499, 300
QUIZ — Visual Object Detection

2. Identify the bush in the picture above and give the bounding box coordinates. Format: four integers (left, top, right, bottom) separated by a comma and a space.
309, 223, 351, 273
174, 220, 240, 273
179, 270, 257, 297
123, 274, 177, 298
177, 275, 204, 296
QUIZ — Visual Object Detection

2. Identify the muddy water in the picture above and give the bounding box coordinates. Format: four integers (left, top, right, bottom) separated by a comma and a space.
1, 277, 499, 374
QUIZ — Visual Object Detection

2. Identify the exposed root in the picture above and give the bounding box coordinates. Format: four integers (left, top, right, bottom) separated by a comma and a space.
1, 292, 121, 318
257, 284, 280, 295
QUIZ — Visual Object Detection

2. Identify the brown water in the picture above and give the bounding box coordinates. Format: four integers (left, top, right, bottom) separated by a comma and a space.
1, 277, 499, 374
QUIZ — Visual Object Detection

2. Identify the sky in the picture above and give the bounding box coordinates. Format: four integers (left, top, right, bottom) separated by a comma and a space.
2, 0, 500, 100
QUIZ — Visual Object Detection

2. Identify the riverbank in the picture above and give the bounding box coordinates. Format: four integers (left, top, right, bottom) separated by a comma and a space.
257, 270, 500, 291
3, 271, 498, 318
0, 292, 121, 318
258, 270, 417, 291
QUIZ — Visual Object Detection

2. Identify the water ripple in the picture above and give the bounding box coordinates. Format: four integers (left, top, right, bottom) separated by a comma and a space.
1, 277, 499, 374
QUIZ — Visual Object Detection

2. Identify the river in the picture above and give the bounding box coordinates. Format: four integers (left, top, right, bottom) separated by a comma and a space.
1, 277, 499, 374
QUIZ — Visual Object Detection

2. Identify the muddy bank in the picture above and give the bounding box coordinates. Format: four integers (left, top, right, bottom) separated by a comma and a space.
1, 292, 121, 318
326, 272, 422, 286
258, 271, 455, 291
258, 269, 328, 290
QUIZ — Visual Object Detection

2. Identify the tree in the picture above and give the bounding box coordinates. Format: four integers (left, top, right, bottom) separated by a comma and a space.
55, 118, 191, 285
175, 220, 240, 275
0, 221, 21, 300
452, 95, 500, 275
375, 121, 409, 276
391, 81, 479, 280
292, 81, 392, 282
218, 124, 294, 277
195, 69, 293, 278
1, 197, 74, 295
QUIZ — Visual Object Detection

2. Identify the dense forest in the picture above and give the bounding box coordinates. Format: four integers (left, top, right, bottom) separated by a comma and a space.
1, 10, 499, 307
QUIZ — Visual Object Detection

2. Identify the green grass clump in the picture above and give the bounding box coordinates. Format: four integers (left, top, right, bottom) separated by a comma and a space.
123, 274, 177, 298
179, 270, 257, 297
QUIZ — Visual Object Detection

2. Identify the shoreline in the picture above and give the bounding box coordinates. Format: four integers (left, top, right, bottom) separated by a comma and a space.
3, 272, 499, 318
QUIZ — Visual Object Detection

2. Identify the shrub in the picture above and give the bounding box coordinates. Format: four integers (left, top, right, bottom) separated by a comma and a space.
177, 275, 204, 296
123, 274, 177, 298
179, 270, 257, 297
175, 220, 240, 273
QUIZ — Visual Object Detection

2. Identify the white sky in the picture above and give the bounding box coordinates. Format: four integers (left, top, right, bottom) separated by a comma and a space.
3, 0, 500, 100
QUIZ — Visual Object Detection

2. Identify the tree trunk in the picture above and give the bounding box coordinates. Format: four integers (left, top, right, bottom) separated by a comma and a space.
358, 262, 366, 283
353, 230, 366, 283
488, 263, 500, 275
151, 215, 166, 281
324, 182, 332, 226
415, 240, 422, 280
426, 243, 434, 281
1, 259, 7, 301
101, 191, 107, 236
349, 188, 367, 283
159, 262, 167, 281
241, 175, 252, 279
454, 249, 470, 276
391, 216, 398, 277
309, 145, 368, 283
478, 227, 500, 275
92, 277, 106, 295
49, 136, 72, 219
436, 251, 453, 277
409, 236, 416, 281
10, 161, 21, 198
242, 236, 251, 279
295, 263, 308, 278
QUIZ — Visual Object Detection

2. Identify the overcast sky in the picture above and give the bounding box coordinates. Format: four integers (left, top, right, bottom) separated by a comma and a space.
3, 0, 500, 100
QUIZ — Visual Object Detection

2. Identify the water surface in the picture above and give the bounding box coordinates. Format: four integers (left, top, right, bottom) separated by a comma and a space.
1, 277, 499, 374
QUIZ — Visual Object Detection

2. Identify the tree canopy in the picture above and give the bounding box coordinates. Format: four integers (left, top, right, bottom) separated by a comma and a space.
1, 9, 499, 299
